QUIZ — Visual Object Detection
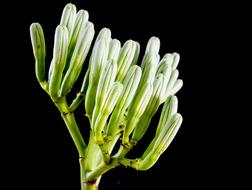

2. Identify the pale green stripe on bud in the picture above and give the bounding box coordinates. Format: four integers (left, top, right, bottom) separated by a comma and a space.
116, 40, 140, 82
163, 69, 179, 100
171, 53, 180, 69
95, 60, 117, 112
131, 74, 164, 142
105, 65, 142, 136
139, 113, 182, 170
145, 37, 160, 54
60, 22, 94, 96
65, 9, 89, 71
156, 96, 178, 135
94, 82, 123, 143
157, 113, 182, 153
95, 28, 112, 42
94, 28, 111, 65
156, 53, 173, 75
132, 42, 140, 65
170, 79, 183, 95
100, 82, 123, 115
30, 23, 46, 83
139, 52, 160, 87
60, 3, 77, 37
91, 60, 117, 128
85, 39, 109, 117
157, 54, 175, 102
123, 83, 153, 143
117, 65, 142, 111
89, 39, 109, 80
108, 39, 121, 61
49, 25, 69, 98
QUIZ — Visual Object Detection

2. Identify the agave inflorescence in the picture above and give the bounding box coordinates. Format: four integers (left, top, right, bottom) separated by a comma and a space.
30, 3, 183, 190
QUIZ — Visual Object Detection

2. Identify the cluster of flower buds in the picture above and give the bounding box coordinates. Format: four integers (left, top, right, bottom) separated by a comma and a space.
30, 3, 183, 171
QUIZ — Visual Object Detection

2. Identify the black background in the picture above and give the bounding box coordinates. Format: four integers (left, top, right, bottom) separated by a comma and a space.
1, 0, 248, 189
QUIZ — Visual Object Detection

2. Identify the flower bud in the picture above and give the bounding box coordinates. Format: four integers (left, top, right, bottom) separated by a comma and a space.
156, 96, 178, 135
60, 3, 77, 37
145, 36, 160, 54
94, 82, 123, 143
139, 113, 182, 170
96, 60, 117, 110
163, 69, 179, 100
116, 40, 140, 82
139, 52, 160, 87
30, 23, 46, 83
170, 79, 183, 95
131, 74, 164, 142
95, 28, 111, 42
171, 53, 180, 69
108, 39, 121, 61
49, 25, 69, 98
106, 65, 142, 136
85, 39, 110, 117
123, 83, 153, 143
60, 22, 94, 96
65, 9, 89, 71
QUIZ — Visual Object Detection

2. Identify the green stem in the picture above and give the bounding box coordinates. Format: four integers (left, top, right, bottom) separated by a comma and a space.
85, 132, 102, 171
69, 92, 85, 112
54, 97, 86, 156
86, 159, 119, 181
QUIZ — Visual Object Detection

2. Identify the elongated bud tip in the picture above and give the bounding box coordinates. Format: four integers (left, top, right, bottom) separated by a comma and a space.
96, 28, 111, 41
162, 53, 174, 67
166, 95, 178, 114
30, 23, 46, 83
172, 53, 180, 69
146, 36, 160, 54
102, 82, 123, 114
173, 113, 183, 126
30, 23, 45, 57
108, 39, 121, 61
77, 9, 89, 22
60, 3, 77, 29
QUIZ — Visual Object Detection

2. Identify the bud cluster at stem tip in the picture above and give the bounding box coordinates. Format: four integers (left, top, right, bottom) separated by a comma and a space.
30, 3, 183, 173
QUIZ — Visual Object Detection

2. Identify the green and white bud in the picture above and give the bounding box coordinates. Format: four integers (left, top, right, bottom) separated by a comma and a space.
96, 60, 117, 110
131, 74, 164, 142
92, 61, 117, 126
156, 96, 178, 135
163, 69, 179, 99
94, 82, 123, 143
170, 79, 183, 95
171, 53, 180, 69
60, 3, 77, 37
116, 40, 140, 82
132, 42, 140, 65
108, 39, 121, 61
145, 36, 160, 54
139, 52, 160, 87
156, 53, 173, 75
95, 28, 112, 42
60, 22, 94, 96
123, 83, 153, 143
49, 25, 69, 98
85, 39, 110, 117
100, 82, 123, 115
30, 23, 46, 83
106, 65, 142, 136
65, 9, 89, 71
139, 113, 182, 170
